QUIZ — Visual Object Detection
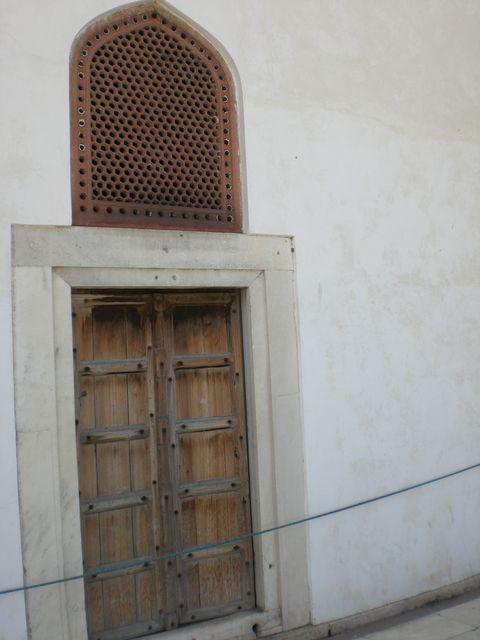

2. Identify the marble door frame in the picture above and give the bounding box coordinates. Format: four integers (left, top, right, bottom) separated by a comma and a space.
11, 225, 309, 640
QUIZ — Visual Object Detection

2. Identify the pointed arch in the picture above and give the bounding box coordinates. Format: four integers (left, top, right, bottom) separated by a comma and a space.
70, 1, 243, 232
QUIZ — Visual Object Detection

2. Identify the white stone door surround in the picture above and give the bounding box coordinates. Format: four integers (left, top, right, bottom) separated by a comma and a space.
11, 224, 309, 640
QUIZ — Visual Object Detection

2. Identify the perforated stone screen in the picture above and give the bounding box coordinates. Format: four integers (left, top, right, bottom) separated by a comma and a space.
70, 2, 242, 232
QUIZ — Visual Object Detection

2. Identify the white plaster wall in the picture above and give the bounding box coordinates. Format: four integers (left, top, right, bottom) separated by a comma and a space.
1, 0, 480, 637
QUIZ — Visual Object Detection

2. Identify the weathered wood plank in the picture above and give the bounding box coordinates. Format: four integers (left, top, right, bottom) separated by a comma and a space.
172, 353, 232, 369
86, 558, 154, 581
78, 359, 147, 375
160, 295, 183, 628
80, 425, 148, 444
180, 600, 244, 625
182, 543, 245, 561
81, 490, 152, 514
163, 292, 234, 307
92, 619, 163, 640
179, 477, 241, 498
228, 293, 256, 609
145, 304, 166, 629
73, 293, 152, 307
175, 415, 236, 433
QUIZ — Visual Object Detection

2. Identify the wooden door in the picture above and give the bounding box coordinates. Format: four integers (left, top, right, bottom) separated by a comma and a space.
72, 291, 254, 640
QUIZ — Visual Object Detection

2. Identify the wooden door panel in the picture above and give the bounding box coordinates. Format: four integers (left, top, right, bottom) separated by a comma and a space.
133, 505, 154, 556
136, 571, 156, 620
83, 514, 101, 570
197, 554, 243, 606
99, 509, 134, 564
178, 430, 237, 483
124, 306, 147, 358
94, 375, 130, 428
182, 552, 245, 623
86, 582, 104, 633
73, 295, 164, 640
175, 367, 233, 419
130, 437, 150, 492
96, 440, 131, 495
127, 373, 147, 424
173, 305, 229, 354
75, 307, 94, 361
180, 493, 240, 546
103, 575, 137, 628
77, 376, 95, 430
74, 291, 254, 640
78, 446, 97, 499
92, 305, 128, 360
160, 292, 255, 623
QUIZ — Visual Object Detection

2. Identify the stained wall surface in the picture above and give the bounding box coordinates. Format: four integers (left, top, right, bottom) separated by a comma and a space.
1, 1, 480, 637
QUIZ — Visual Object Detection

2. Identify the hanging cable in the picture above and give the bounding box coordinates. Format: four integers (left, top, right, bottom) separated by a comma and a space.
1, 458, 479, 597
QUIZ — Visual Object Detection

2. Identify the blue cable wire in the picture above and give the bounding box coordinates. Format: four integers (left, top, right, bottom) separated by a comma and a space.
1, 459, 479, 597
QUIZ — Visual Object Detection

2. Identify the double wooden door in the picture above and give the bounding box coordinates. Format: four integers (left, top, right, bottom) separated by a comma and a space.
72, 291, 255, 640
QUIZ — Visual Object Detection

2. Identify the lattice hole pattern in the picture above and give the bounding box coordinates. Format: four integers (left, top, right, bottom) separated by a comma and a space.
71, 3, 242, 232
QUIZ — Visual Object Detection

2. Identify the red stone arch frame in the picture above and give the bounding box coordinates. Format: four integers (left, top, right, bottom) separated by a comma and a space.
70, 1, 243, 232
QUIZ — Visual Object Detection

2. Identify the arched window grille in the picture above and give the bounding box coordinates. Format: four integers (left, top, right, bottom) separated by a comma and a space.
70, 2, 242, 232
